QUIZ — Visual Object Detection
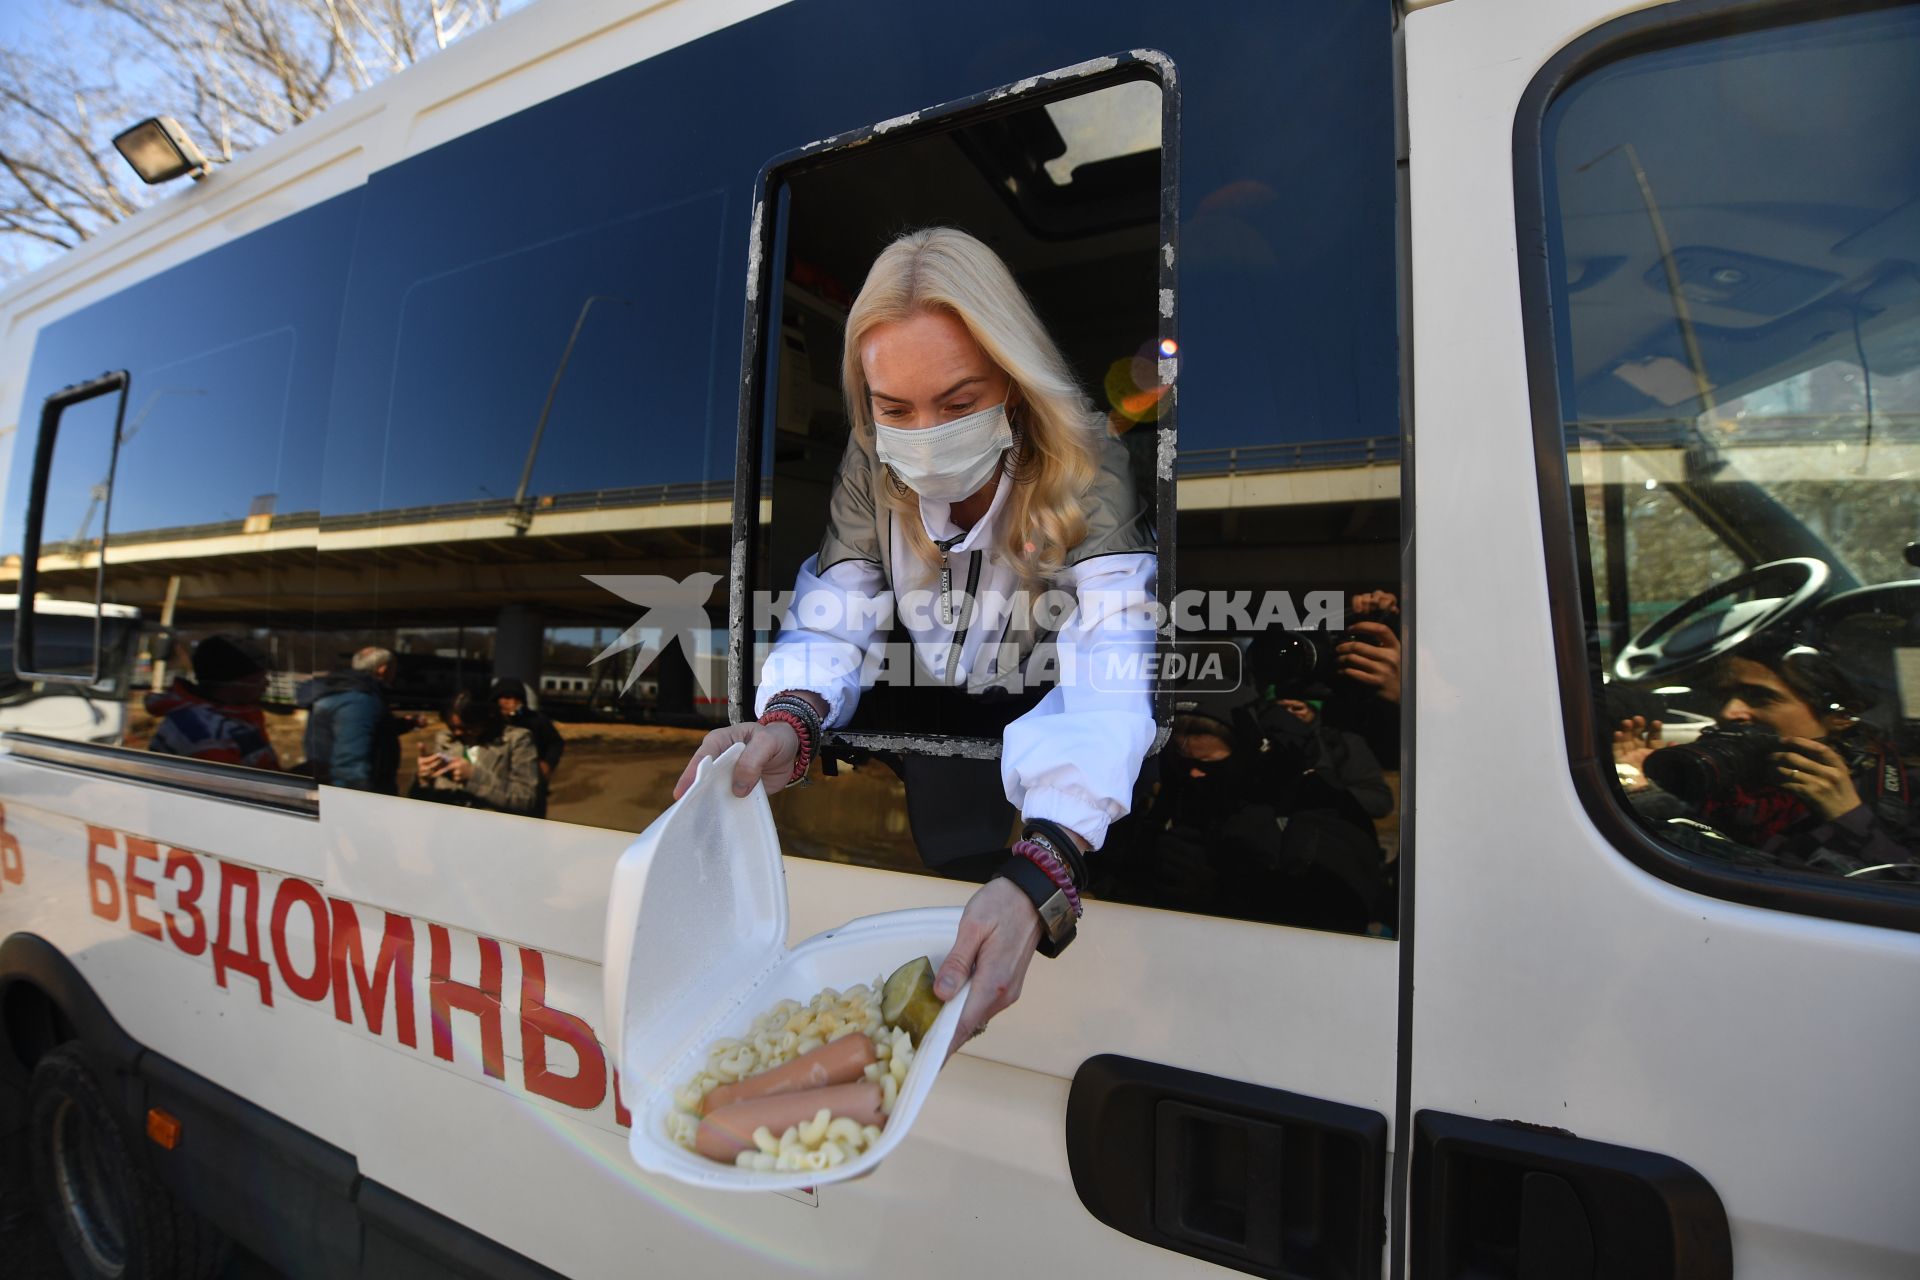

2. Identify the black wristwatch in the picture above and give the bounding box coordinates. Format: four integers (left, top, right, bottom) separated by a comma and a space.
996, 854, 1076, 957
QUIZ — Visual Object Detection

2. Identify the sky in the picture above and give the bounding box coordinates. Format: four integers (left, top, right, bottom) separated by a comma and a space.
0, 0, 58, 43
3, 0, 184, 281
1, 0, 164, 93
0, 0, 533, 284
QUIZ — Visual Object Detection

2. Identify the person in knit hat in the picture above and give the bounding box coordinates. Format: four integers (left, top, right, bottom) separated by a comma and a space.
145, 634, 283, 771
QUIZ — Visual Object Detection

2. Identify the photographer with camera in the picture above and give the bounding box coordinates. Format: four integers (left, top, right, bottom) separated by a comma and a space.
1336, 589, 1402, 707
1615, 639, 1916, 877
1246, 588, 1402, 768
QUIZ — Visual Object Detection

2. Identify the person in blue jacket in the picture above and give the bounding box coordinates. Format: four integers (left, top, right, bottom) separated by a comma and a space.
304, 647, 417, 792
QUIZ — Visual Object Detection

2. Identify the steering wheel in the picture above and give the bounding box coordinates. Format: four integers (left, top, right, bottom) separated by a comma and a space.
1808, 581, 1920, 650
1612, 557, 1830, 684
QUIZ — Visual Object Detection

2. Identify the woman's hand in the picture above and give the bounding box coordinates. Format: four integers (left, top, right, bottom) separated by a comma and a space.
414, 747, 449, 781
1337, 620, 1402, 704
934, 876, 1043, 1059
443, 757, 473, 784
1774, 738, 1863, 822
672, 720, 799, 800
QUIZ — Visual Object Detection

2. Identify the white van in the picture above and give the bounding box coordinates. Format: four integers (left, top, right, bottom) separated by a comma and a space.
2, 0, 1916, 1277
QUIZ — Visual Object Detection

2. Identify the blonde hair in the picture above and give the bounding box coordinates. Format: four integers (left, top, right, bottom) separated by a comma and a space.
841, 227, 1099, 586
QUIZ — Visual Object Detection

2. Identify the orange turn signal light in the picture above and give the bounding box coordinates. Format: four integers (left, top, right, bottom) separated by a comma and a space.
146, 1108, 182, 1150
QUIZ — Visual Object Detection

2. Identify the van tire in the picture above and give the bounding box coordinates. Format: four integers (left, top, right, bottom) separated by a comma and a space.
27, 1046, 226, 1280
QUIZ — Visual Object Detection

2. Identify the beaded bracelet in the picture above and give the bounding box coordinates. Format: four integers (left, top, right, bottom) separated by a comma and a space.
763, 691, 822, 739
757, 708, 814, 787
1021, 818, 1089, 891
1012, 838, 1082, 918
1020, 827, 1086, 894
762, 693, 822, 765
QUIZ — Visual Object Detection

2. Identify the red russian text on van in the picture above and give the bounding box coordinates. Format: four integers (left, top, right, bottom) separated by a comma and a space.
86, 826, 120, 921
124, 838, 165, 940
212, 862, 274, 1006
330, 902, 417, 1047
611, 1069, 632, 1129
164, 848, 208, 955
519, 947, 607, 1110
270, 878, 331, 1003
0, 803, 23, 889
428, 924, 505, 1080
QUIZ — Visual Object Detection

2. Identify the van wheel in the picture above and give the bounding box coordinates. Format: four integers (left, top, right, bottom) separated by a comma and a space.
27, 1046, 226, 1280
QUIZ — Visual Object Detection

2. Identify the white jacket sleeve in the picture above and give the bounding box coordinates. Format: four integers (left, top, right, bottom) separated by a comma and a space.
999, 551, 1158, 849
754, 554, 891, 729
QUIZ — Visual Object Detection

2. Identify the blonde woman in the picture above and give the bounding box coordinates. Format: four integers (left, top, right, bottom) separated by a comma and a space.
677, 228, 1157, 1043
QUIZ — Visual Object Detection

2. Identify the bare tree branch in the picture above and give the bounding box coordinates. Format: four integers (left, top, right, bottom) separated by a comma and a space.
0, 150, 94, 242
0, 0, 521, 281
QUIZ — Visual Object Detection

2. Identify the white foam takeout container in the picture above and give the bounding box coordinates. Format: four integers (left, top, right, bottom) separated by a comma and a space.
602, 741, 966, 1191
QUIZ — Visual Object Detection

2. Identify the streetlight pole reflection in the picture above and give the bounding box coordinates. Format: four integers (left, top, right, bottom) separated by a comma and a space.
510, 293, 634, 532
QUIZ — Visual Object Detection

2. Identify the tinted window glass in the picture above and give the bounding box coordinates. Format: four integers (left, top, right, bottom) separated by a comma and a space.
316, 98, 736, 816
2, 194, 357, 761
1547, 8, 1920, 886
316, 0, 1399, 943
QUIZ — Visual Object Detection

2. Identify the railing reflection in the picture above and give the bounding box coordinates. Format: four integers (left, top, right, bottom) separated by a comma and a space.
18, 433, 1429, 560
1567, 414, 1920, 449
1177, 435, 1400, 475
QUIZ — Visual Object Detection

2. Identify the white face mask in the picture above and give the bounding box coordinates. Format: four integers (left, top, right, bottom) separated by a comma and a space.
873, 402, 1014, 503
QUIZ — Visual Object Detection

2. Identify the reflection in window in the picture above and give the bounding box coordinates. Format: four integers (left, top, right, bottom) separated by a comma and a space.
109, 330, 298, 535
1549, 8, 1920, 886
315, 170, 733, 813
376, 202, 721, 512
2, 188, 350, 769
12, 388, 127, 692
1041, 79, 1163, 185
35, 393, 122, 569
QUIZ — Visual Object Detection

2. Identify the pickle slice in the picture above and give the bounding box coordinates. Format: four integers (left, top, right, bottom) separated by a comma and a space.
881, 956, 941, 1046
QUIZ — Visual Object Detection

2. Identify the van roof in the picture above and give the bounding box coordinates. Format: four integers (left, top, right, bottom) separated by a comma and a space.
0, 0, 793, 319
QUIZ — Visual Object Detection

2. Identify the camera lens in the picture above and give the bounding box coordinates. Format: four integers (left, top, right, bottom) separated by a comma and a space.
1642, 723, 1779, 802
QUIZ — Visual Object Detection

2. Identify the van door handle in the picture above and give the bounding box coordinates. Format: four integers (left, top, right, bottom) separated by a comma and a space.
1067, 1054, 1387, 1279
1410, 1111, 1731, 1279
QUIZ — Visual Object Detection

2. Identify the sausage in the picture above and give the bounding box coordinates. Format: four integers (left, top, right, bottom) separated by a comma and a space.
694, 1081, 887, 1163
699, 1034, 877, 1115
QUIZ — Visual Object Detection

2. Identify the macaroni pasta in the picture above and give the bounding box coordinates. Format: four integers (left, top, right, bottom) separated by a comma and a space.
671, 979, 920, 1167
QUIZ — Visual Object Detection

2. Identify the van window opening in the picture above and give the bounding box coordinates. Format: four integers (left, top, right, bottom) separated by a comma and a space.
740, 64, 1176, 756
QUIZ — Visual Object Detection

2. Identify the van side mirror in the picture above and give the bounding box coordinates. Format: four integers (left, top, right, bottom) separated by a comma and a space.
14, 372, 130, 689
